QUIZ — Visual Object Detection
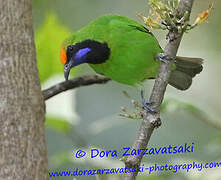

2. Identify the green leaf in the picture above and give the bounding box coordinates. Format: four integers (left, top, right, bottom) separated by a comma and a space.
45, 116, 71, 133
35, 12, 71, 83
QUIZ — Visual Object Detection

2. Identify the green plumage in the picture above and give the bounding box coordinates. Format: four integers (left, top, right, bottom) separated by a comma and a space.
63, 14, 203, 90
63, 14, 162, 85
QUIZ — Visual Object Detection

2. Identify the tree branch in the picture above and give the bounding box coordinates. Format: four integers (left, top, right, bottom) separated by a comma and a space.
42, 75, 110, 100
124, 0, 194, 179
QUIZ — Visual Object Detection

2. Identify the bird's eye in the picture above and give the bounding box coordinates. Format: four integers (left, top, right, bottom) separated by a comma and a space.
67, 45, 74, 52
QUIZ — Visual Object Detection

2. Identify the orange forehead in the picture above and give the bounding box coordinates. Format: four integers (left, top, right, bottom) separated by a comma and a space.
60, 45, 67, 65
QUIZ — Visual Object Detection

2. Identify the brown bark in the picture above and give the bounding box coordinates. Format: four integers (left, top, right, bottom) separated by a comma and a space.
124, 0, 194, 179
43, 75, 110, 100
0, 0, 48, 179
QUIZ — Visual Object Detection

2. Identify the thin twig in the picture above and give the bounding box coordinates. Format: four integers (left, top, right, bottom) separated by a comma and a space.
124, 0, 194, 179
42, 75, 110, 100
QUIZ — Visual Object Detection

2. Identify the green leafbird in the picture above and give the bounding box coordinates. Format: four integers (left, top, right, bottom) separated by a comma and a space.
60, 14, 203, 91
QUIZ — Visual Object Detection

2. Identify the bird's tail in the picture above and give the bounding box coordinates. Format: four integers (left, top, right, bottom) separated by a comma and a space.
168, 56, 203, 90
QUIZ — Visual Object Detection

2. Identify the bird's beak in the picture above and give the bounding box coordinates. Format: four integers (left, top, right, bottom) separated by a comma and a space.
64, 63, 72, 81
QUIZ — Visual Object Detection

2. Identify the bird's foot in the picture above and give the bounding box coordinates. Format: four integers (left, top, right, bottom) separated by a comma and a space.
141, 90, 156, 113
156, 53, 173, 63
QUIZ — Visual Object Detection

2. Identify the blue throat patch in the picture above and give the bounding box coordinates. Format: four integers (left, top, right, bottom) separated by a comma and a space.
75, 48, 91, 60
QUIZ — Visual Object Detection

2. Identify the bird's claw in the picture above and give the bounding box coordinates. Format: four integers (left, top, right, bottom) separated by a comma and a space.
143, 102, 156, 113
141, 90, 156, 113
156, 53, 172, 63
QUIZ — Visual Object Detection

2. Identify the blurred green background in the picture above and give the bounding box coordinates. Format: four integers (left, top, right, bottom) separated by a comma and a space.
32, 0, 221, 179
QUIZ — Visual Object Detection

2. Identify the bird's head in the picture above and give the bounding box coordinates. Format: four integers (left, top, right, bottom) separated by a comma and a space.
60, 39, 110, 81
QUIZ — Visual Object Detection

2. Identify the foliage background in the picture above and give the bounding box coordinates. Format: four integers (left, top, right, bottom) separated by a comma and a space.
32, 0, 221, 179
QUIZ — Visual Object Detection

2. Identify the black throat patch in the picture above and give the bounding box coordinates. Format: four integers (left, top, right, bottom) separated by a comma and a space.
72, 39, 110, 65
